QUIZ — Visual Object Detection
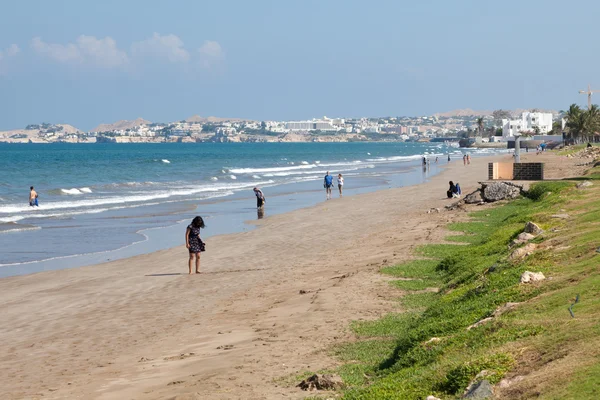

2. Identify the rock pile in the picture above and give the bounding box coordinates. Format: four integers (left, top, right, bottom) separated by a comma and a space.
566, 145, 600, 160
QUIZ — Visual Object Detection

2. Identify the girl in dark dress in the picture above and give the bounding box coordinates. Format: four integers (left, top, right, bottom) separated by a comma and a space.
185, 216, 205, 274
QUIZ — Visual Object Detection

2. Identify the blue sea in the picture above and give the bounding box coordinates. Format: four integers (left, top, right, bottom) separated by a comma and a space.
0, 142, 503, 277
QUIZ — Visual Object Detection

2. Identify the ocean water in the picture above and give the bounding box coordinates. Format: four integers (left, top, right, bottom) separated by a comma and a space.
0, 142, 502, 276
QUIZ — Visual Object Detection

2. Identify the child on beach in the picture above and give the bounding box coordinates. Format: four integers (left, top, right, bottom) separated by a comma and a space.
337, 174, 344, 197
253, 187, 265, 208
185, 216, 205, 274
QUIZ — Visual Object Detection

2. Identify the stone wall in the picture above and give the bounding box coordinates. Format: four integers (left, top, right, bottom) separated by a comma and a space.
488, 162, 544, 181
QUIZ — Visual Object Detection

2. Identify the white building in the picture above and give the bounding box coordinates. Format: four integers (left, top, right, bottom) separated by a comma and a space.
502, 112, 553, 140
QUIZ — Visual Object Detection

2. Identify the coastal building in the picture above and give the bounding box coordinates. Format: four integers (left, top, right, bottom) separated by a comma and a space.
285, 119, 339, 132
501, 112, 553, 140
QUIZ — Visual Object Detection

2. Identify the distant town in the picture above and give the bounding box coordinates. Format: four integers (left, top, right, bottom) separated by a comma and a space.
0, 108, 563, 146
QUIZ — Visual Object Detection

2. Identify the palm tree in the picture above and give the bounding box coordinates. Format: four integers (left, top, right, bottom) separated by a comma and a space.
583, 104, 600, 142
564, 104, 584, 143
476, 117, 484, 137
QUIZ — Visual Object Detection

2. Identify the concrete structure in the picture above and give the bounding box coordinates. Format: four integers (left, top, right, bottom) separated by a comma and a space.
488, 162, 544, 180
502, 112, 553, 140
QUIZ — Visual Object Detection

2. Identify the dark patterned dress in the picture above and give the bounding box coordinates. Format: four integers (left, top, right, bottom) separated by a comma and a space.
187, 224, 203, 253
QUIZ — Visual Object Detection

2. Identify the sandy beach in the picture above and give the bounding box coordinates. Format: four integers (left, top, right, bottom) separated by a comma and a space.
0, 153, 543, 400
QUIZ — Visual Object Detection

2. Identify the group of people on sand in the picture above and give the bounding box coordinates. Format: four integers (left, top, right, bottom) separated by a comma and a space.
462, 154, 471, 165
184, 171, 345, 274
324, 171, 343, 200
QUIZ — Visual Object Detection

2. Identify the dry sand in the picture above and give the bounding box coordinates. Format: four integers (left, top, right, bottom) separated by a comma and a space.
0, 152, 578, 400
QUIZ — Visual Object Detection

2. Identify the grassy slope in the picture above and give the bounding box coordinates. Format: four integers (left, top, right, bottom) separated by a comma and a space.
323, 167, 600, 399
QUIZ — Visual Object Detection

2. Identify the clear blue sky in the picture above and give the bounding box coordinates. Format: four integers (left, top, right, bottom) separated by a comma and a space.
1, 0, 598, 130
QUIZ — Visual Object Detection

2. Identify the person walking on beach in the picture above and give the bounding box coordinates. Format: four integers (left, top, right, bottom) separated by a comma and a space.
435, 156, 439, 163
337, 173, 344, 197
324, 171, 334, 200
29, 186, 38, 207
467, 154, 471, 165
185, 216, 205, 274
253, 187, 265, 209
463, 154, 467, 166
447, 154, 451, 163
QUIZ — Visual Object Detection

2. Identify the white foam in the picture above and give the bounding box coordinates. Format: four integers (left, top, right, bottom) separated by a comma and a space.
0, 181, 275, 216
229, 164, 318, 174
162, 159, 170, 164
210, 177, 218, 181
79, 187, 92, 193
230, 175, 237, 180
61, 188, 83, 195
252, 175, 261, 179
300, 161, 309, 165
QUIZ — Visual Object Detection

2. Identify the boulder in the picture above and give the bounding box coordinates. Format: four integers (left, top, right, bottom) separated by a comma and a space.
509, 243, 537, 260
297, 374, 344, 391
520, 271, 546, 284
464, 190, 484, 204
463, 379, 493, 399
524, 221, 543, 235
576, 181, 593, 189
482, 182, 521, 202
427, 396, 442, 400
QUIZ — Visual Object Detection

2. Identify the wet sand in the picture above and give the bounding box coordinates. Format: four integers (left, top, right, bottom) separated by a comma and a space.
0, 153, 534, 400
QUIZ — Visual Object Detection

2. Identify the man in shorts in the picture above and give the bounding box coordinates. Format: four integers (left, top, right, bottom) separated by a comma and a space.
324, 171, 334, 200
29, 186, 39, 207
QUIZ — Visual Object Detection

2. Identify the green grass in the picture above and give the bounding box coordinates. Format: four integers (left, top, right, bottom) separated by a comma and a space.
307, 179, 600, 399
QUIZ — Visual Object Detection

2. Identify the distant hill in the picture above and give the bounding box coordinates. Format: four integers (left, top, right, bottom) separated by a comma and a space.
185, 115, 252, 123
435, 108, 558, 118
91, 118, 151, 132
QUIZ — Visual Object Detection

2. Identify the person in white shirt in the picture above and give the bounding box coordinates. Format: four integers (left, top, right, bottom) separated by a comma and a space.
337, 174, 344, 197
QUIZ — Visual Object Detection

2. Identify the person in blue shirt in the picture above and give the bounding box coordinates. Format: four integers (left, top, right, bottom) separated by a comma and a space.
324, 171, 334, 200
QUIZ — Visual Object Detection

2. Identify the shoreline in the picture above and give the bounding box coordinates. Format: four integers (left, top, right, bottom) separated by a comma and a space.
0, 153, 511, 400
0, 156, 449, 277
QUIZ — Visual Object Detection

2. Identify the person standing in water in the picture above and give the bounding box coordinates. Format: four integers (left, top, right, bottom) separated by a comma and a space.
185, 216, 205, 274
324, 171, 334, 200
337, 173, 344, 197
253, 187, 265, 209
29, 186, 38, 207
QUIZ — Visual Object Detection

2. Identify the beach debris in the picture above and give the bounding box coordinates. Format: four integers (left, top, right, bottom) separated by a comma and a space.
520, 271, 546, 284
467, 317, 493, 331
464, 189, 484, 204
164, 352, 195, 361
217, 344, 234, 350
462, 379, 493, 399
427, 207, 441, 214
576, 181, 594, 189
569, 294, 580, 318
299, 289, 307, 294
481, 181, 522, 202
138, 357, 153, 362
509, 243, 537, 261
492, 302, 521, 317
167, 380, 185, 386
523, 221, 543, 236
550, 214, 570, 219
297, 374, 344, 391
